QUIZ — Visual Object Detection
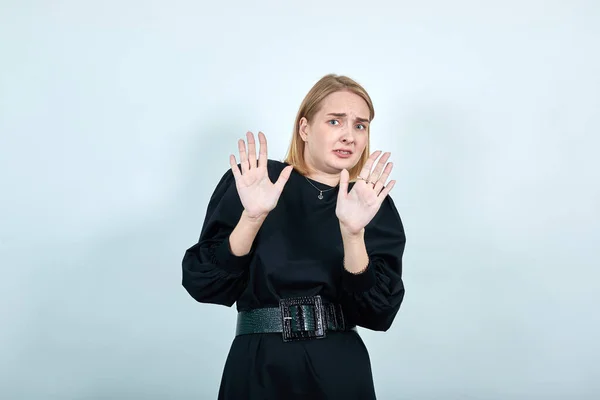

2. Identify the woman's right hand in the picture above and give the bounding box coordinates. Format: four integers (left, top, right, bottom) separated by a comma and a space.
230, 131, 293, 220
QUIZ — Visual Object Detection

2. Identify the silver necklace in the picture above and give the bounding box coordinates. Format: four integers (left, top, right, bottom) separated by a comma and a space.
305, 176, 336, 200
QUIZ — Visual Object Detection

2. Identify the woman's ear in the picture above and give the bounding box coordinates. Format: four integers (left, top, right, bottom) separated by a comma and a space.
299, 117, 309, 142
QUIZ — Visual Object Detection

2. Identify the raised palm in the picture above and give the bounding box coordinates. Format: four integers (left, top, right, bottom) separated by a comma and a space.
336, 150, 396, 235
230, 131, 293, 219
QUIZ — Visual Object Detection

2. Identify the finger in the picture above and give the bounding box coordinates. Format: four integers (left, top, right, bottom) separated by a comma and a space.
378, 180, 396, 199
338, 169, 350, 200
358, 150, 382, 180
373, 162, 393, 193
274, 165, 294, 193
238, 138, 248, 173
258, 131, 268, 169
229, 154, 241, 180
369, 152, 391, 181
247, 131, 257, 169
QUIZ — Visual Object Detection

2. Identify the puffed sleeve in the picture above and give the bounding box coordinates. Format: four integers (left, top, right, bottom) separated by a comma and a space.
341, 195, 406, 331
181, 168, 251, 307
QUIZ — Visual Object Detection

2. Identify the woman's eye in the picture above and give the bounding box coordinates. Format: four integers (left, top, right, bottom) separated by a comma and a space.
328, 120, 339, 125
356, 124, 365, 130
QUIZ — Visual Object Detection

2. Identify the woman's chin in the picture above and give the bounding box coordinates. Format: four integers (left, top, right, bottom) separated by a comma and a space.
328, 155, 358, 171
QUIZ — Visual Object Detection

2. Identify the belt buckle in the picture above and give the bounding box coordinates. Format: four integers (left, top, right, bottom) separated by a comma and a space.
279, 295, 326, 342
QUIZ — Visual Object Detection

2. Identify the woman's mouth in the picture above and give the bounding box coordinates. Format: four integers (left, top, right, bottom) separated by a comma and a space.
333, 149, 353, 158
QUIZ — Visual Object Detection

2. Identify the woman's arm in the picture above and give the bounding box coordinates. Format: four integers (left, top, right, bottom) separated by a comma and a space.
229, 211, 267, 256
339, 196, 406, 331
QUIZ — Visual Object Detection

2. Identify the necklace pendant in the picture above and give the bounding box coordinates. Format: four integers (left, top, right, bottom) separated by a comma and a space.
318, 191, 324, 200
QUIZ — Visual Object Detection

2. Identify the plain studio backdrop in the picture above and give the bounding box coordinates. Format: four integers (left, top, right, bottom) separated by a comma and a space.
1, 1, 598, 399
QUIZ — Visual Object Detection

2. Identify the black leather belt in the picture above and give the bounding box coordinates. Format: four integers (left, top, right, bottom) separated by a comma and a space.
235, 295, 355, 342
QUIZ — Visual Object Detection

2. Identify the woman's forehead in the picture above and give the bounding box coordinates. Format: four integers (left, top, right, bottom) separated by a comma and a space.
317, 91, 370, 120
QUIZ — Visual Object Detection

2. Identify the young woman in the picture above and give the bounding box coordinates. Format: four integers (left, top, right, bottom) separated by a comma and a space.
182, 74, 406, 399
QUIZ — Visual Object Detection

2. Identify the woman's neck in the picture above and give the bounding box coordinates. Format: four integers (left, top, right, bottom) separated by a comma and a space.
306, 169, 340, 187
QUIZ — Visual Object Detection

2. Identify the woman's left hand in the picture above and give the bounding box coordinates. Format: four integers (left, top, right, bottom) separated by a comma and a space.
336, 150, 396, 236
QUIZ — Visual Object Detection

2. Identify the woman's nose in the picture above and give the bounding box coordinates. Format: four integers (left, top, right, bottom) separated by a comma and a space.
341, 131, 355, 144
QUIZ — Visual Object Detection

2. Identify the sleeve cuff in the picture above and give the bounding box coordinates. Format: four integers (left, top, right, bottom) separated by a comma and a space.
213, 237, 252, 275
341, 261, 377, 293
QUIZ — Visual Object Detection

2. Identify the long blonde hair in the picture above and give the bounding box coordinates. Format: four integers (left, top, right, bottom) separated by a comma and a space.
284, 74, 375, 180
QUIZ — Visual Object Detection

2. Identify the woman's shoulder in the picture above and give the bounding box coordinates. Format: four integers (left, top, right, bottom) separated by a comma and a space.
369, 194, 405, 234
266, 158, 289, 171
209, 159, 294, 197
266, 159, 292, 181
214, 159, 289, 182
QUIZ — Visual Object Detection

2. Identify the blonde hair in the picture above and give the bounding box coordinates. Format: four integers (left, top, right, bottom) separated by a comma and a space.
284, 74, 375, 180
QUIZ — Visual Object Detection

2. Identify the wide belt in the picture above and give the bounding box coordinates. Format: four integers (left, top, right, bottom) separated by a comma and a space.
235, 295, 355, 342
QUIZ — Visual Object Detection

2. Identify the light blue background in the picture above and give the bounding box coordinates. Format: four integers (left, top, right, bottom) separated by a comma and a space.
1, 1, 598, 399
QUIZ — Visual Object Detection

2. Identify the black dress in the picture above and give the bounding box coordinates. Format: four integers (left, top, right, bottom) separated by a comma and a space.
182, 160, 406, 399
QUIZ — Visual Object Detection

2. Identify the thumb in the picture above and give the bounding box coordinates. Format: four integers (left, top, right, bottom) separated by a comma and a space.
274, 165, 293, 193
337, 169, 349, 200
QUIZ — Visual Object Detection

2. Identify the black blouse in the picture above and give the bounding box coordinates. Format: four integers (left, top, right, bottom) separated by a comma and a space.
182, 159, 406, 331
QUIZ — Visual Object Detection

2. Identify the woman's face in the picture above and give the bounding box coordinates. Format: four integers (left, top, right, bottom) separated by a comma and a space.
299, 90, 370, 176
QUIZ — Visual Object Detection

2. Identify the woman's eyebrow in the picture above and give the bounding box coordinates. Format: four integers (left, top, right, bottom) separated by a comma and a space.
326, 113, 370, 123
